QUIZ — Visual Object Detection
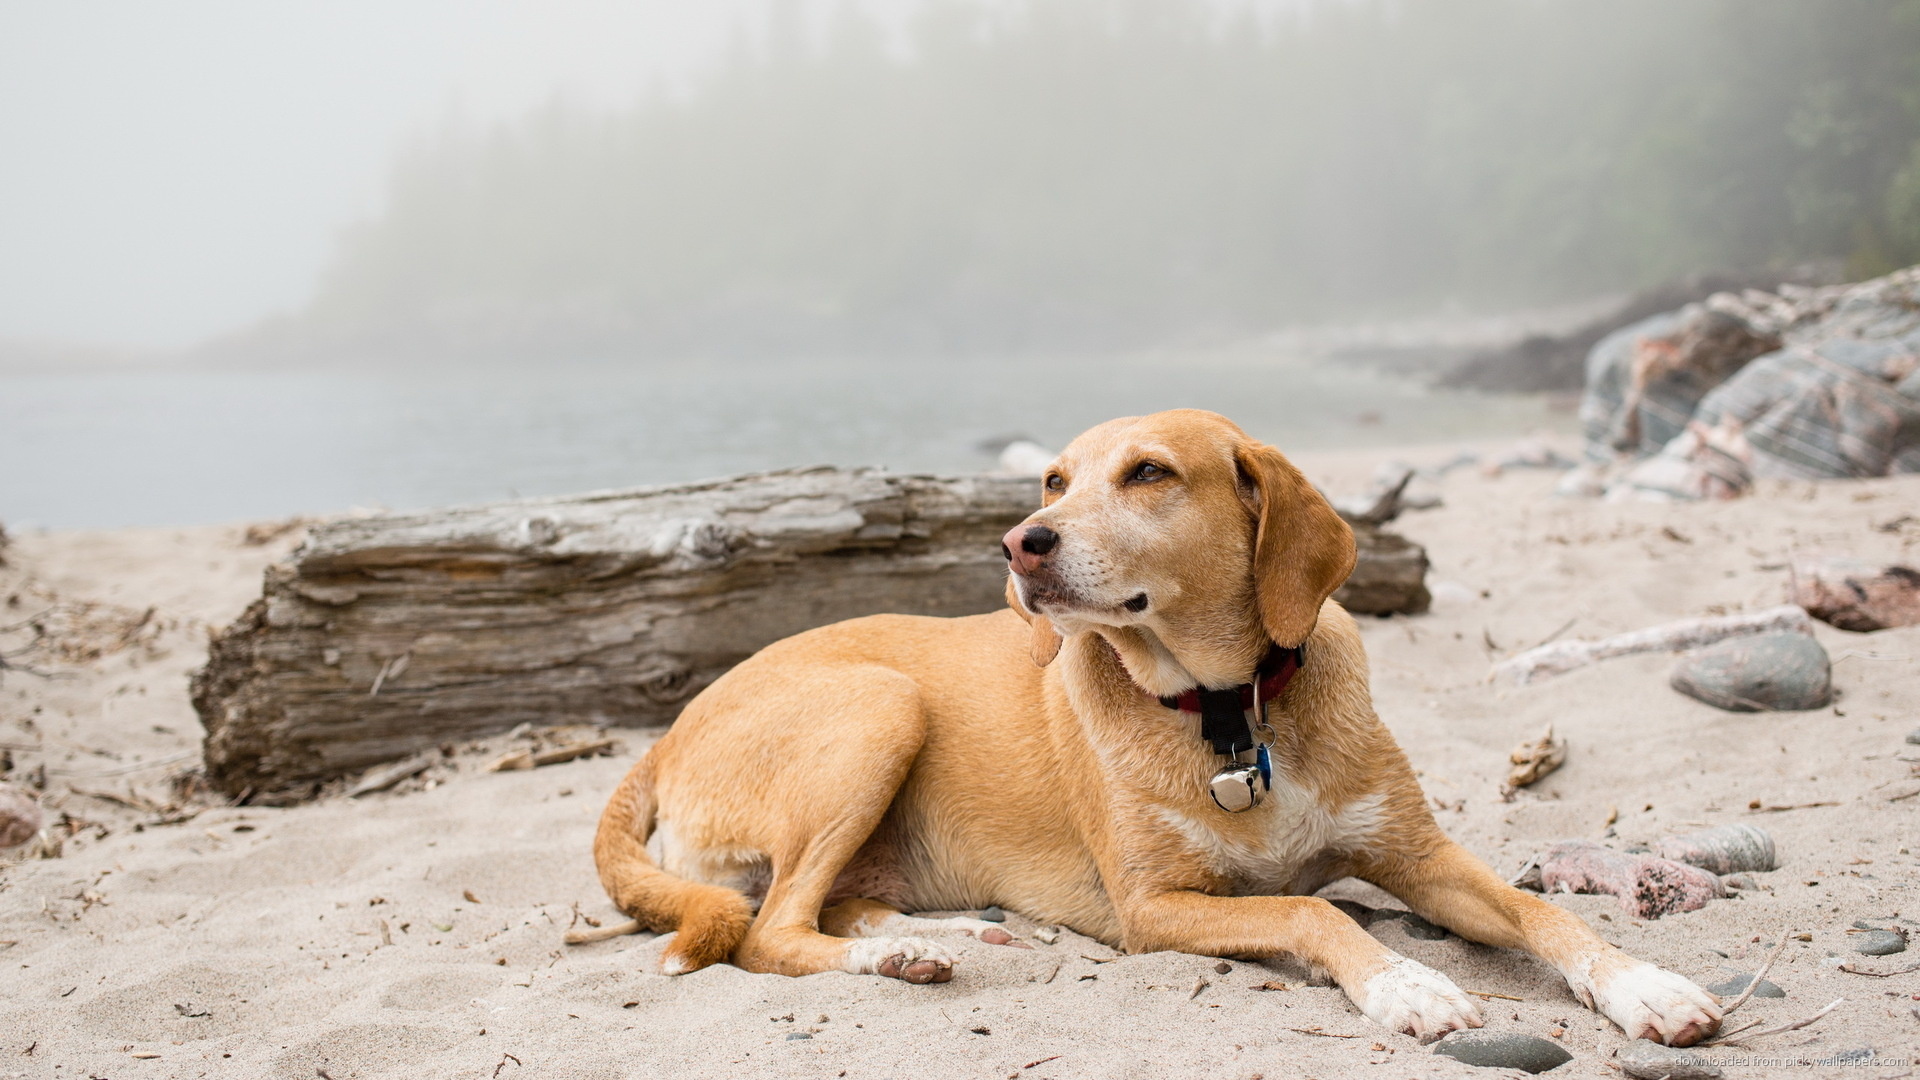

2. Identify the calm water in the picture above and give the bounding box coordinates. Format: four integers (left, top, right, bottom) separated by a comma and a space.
0, 352, 1564, 529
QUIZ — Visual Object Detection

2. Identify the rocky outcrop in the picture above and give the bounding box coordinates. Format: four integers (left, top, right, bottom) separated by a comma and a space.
1573, 267, 1920, 499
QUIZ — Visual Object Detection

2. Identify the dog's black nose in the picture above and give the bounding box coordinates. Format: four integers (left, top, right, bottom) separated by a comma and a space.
1021, 525, 1059, 556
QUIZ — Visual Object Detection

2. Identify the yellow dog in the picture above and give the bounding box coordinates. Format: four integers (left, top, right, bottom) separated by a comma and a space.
587, 409, 1720, 1045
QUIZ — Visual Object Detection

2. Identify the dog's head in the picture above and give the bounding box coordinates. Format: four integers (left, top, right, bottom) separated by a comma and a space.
1002, 409, 1355, 692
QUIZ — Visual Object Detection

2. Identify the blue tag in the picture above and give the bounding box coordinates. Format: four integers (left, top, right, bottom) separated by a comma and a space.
1256, 744, 1272, 790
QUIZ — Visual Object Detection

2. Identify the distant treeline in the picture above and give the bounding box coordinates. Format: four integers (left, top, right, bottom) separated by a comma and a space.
282, 0, 1920, 358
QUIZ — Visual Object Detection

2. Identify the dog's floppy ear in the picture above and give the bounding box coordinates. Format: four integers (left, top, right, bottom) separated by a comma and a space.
1004, 574, 1063, 667
1234, 440, 1357, 649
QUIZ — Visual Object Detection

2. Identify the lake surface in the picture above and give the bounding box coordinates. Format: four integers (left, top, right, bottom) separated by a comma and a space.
0, 352, 1566, 529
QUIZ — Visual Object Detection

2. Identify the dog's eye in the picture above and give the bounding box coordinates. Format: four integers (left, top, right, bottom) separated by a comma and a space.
1128, 462, 1167, 483
1044, 474, 1065, 492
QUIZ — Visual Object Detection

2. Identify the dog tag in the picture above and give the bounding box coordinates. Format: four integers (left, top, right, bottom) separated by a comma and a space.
1209, 762, 1263, 813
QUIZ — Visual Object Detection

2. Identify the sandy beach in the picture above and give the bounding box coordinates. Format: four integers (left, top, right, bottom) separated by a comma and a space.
3, 441, 1918, 1079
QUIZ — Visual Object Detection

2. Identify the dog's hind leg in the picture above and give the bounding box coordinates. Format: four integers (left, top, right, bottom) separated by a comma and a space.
725, 666, 959, 983
821, 898, 1024, 947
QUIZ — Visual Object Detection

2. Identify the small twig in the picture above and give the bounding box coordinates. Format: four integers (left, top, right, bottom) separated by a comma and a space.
1722, 997, 1843, 1044
563, 918, 641, 945
1721, 930, 1791, 1018
1189, 976, 1209, 1000
1710, 1017, 1763, 1042
1287, 1027, 1360, 1038
1838, 962, 1920, 978
1080, 954, 1120, 964
487, 739, 618, 772
1745, 801, 1840, 813
1888, 788, 1920, 803
1465, 990, 1524, 1002
1023, 1056, 1061, 1070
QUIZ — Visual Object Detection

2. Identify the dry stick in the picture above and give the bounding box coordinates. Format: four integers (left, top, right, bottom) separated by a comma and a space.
1725, 997, 1844, 1044
1839, 962, 1920, 978
563, 918, 642, 945
1720, 930, 1792, 1018
1287, 1027, 1360, 1039
1465, 990, 1525, 1002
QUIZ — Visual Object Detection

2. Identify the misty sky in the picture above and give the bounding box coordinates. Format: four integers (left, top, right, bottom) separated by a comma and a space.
0, 0, 930, 350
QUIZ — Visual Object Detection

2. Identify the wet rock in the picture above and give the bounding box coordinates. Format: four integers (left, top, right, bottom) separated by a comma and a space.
1854, 929, 1908, 956
979, 905, 1006, 923
1669, 633, 1831, 712
1432, 1032, 1573, 1073
1616, 1038, 1724, 1080
0, 783, 41, 849
1652, 824, 1777, 874
1705, 973, 1784, 999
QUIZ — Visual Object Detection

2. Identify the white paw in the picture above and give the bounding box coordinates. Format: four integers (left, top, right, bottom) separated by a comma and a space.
1570, 956, 1721, 1046
1355, 957, 1484, 1043
842, 936, 957, 983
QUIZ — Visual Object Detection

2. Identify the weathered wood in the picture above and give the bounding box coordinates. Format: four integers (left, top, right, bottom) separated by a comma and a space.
192, 467, 1429, 799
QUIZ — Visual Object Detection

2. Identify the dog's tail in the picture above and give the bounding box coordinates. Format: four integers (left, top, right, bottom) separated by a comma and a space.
578, 756, 754, 973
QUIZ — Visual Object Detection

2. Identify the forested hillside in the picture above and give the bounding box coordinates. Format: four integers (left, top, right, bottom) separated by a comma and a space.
284, 0, 1920, 358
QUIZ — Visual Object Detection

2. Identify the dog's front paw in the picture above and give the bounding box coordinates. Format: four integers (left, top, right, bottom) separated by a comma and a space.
1356, 957, 1484, 1043
1572, 956, 1720, 1046
843, 937, 957, 984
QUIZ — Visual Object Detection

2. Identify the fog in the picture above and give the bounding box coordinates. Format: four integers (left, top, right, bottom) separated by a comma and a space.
0, 0, 889, 350
12, 1, 1915, 360
5, 1, 1919, 527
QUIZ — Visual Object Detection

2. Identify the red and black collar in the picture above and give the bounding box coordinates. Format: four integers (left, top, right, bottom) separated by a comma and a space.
1156, 644, 1305, 756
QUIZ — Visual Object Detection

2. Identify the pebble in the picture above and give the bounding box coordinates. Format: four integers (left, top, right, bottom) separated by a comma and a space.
1615, 1039, 1723, 1080
1721, 873, 1758, 891
1853, 929, 1907, 956
0, 783, 41, 849
1431, 1032, 1572, 1073
979, 905, 1007, 923
1652, 824, 1777, 874
1907, 728, 1920, 746
1705, 973, 1784, 998
1214, 961, 1232, 975
785, 1032, 813, 1041
1668, 632, 1831, 712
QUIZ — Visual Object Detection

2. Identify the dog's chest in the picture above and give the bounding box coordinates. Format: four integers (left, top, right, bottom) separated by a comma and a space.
1153, 780, 1385, 895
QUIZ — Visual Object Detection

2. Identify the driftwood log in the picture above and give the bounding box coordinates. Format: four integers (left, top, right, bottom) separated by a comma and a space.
192, 468, 1430, 799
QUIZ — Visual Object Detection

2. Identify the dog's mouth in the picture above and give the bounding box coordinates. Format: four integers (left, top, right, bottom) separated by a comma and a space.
1016, 576, 1149, 620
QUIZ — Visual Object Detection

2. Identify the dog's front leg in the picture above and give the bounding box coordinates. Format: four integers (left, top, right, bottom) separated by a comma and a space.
1119, 890, 1483, 1042
1359, 841, 1720, 1046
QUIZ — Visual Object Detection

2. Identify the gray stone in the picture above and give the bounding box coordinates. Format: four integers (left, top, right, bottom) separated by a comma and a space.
1653, 823, 1777, 874
1616, 1039, 1724, 1080
1825, 1046, 1875, 1063
979, 905, 1006, 923
1705, 973, 1784, 998
1854, 929, 1907, 955
1669, 633, 1831, 712
1907, 728, 1920, 746
785, 1032, 813, 1041
1721, 873, 1758, 891
1432, 1032, 1573, 1073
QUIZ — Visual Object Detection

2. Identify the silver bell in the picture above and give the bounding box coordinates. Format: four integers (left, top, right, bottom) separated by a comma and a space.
1209, 762, 1263, 813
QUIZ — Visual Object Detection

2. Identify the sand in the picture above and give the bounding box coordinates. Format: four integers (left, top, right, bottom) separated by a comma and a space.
2, 443, 1918, 1079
